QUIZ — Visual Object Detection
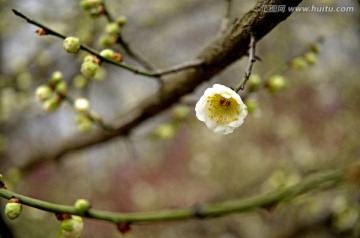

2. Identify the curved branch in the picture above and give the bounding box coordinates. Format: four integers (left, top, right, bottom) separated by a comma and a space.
19, 0, 303, 173
0, 169, 344, 224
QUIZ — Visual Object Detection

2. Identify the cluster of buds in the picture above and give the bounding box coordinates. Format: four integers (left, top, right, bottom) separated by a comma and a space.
99, 18, 127, 47
289, 43, 320, 70
35, 71, 68, 112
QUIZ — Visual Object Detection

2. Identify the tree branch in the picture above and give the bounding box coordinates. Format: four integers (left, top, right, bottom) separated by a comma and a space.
0, 169, 344, 224
17, 0, 303, 173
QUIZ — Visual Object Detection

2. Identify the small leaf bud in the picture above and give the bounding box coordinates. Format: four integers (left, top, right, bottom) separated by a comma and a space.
5, 198, 22, 220
74, 199, 91, 214
80, 0, 102, 10
35, 85, 53, 102
60, 216, 84, 238
303, 52, 317, 65
74, 98, 90, 113
81, 61, 99, 78
63, 37, 81, 54
266, 75, 287, 95
55, 81, 68, 95
289, 57, 307, 70
247, 74, 262, 92
43, 95, 61, 112
105, 23, 121, 35
116, 16, 128, 26
51, 71, 63, 86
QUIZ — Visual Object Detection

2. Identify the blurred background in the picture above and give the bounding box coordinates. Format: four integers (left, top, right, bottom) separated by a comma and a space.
0, 0, 360, 237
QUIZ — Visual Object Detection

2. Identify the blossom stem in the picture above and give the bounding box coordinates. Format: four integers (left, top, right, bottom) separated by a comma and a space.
0, 169, 345, 224
234, 35, 257, 92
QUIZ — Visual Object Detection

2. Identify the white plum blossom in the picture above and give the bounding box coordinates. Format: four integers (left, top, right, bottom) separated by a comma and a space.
195, 84, 248, 135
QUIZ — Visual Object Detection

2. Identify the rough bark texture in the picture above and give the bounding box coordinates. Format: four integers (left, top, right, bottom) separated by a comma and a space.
21, 0, 303, 172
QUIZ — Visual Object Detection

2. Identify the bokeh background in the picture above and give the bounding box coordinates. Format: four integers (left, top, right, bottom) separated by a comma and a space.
0, 0, 360, 237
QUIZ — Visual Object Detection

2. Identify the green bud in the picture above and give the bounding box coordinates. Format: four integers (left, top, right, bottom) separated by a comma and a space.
74, 98, 90, 113
245, 99, 259, 113
75, 114, 93, 132
74, 199, 91, 214
81, 61, 99, 78
51, 71, 63, 85
63, 37, 81, 54
35, 85, 53, 102
105, 23, 121, 35
267, 75, 287, 94
80, 0, 102, 10
55, 81, 68, 95
60, 216, 84, 238
247, 74, 262, 92
289, 57, 307, 70
83, 55, 98, 63
155, 123, 175, 139
73, 75, 88, 89
100, 49, 115, 60
172, 105, 190, 120
98, 34, 117, 47
303, 52, 317, 65
77, 119, 93, 132
43, 95, 61, 112
5, 199, 22, 220
116, 16, 128, 26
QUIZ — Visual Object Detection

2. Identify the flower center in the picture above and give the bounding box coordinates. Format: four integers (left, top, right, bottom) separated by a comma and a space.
206, 94, 240, 124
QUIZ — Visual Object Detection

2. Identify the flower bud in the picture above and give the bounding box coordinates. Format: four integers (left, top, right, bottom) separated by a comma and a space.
289, 57, 307, 70
43, 95, 61, 112
105, 23, 121, 35
155, 123, 175, 139
74, 98, 90, 113
80, 0, 102, 10
55, 81, 68, 95
81, 61, 99, 78
74, 199, 91, 214
100, 49, 115, 59
51, 71, 63, 86
75, 114, 93, 132
172, 105, 190, 120
5, 198, 22, 220
247, 74, 262, 92
266, 75, 287, 95
35, 85, 53, 102
304, 52, 317, 65
116, 16, 128, 26
63, 37, 81, 54
245, 98, 259, 114
99, 35, 117, 47
100, 49, 123, 62
60, 216, 84, 238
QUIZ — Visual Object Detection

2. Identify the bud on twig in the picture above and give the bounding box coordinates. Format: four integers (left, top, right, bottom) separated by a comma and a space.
5, 198, 22, 220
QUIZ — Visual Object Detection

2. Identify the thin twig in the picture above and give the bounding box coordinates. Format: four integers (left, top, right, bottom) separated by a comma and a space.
0, 169, 344, 224
153, 59, 203, 77
11, 9, 157, 78
100, 1, 154, 70
234, 35, 257, 92
219, 0, 233, 34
